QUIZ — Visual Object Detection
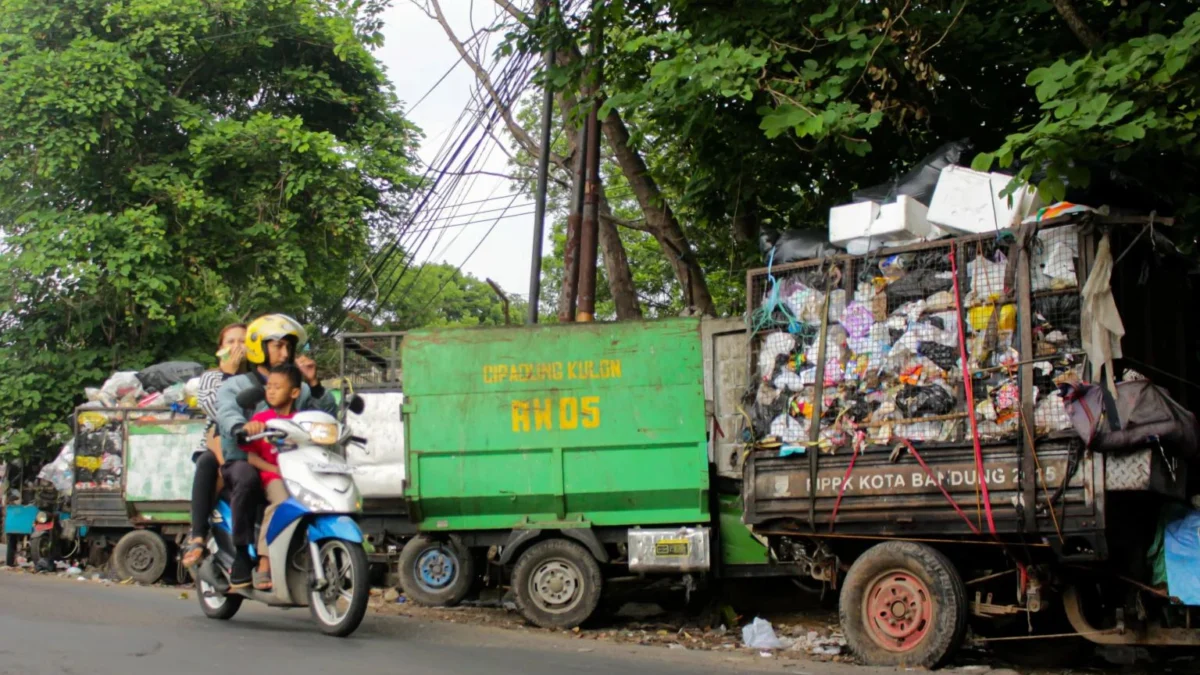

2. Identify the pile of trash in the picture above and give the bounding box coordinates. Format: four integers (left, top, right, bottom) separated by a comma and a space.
750, 204, 1087, 451
38, 361, 206, 493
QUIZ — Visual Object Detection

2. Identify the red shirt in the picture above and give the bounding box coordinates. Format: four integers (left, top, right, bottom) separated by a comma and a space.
242, 408, 293, 485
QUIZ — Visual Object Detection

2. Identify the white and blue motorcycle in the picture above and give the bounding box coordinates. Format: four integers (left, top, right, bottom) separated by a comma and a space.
195, 390, 371, 637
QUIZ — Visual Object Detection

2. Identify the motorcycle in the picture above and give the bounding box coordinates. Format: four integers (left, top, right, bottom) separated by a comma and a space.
194, 390, 371, 637
27, 484, 75, 570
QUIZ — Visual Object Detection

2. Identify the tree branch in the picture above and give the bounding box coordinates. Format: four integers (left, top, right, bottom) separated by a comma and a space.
600, 213, 652, 233
492, 0, 532, 25
422, 0, 568, 170
1050, 0, 1101, 50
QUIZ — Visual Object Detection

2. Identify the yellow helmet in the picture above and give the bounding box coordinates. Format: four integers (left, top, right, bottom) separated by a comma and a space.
244, 314, 308, 365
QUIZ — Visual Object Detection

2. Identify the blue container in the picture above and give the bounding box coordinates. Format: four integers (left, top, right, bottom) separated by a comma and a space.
2, 504, 39, 536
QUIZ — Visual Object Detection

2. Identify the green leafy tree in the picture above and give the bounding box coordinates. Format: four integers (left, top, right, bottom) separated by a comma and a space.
370, 262, 525, 331
0, 0, 419, 462
497, 0, 1200, 317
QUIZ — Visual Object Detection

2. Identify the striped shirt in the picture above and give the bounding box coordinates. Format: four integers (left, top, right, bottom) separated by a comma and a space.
195, 370, 233, 458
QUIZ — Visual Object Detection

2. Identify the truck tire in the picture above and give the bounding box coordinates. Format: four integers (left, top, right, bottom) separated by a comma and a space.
397, 535, 474, 607
840, 541, 967, 668
512, 538, 603, 630
4, 534, 17, 567
112, 530, 169, 585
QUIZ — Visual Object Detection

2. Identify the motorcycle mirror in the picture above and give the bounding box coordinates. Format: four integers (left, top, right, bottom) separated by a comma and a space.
347, 395, 366, 416
236, 386, 266, 409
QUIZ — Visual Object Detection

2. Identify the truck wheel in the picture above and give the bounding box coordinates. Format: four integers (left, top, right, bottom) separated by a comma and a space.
4, 534, 17, 567
840, 541, 966, 668
397, 535, 474, 607
512, 539, 603, 630
112, 530, 169, 585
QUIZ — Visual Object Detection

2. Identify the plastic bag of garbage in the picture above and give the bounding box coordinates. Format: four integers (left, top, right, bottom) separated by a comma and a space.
99, 371, 144, 405
758, 332, 796, 381
137, 361, 204, 394
742, 617, 785, 650
160, 383, 187, 405
774, 371, 805, 392
37, 441, 75, 495
896, 384, 957, 417
852, 139, 973, 205
770, 414, 807, 443
759, 230, 843, 265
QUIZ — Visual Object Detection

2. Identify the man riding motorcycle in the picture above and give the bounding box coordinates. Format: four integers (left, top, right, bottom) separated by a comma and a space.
214, 314, 338, 587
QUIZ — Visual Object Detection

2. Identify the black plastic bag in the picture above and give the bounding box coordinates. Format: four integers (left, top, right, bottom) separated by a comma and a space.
887, 270, 954, 309
918, 342, 959, 371
759, 230, 843, 265
137, 361, 204, 393
896, 384, 957, 417
853, 139, 973, 205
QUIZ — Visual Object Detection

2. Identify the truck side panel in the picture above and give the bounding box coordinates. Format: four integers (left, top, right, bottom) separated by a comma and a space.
744, 439, 1102, 539
403, 319, 709, 531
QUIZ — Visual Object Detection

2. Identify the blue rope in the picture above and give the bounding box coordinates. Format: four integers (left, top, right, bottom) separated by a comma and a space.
752, 247, 801, 334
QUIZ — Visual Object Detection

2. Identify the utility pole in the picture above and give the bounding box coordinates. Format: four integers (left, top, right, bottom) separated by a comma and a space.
527, 2, 555, 325
575, 3, 603, 323
558, 122, 587, 323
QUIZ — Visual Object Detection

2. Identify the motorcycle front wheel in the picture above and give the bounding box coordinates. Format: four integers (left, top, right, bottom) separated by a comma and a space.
309, 539, 370, 637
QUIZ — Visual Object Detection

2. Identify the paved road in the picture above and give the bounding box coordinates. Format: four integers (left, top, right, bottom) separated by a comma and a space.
0, 570, 867, 675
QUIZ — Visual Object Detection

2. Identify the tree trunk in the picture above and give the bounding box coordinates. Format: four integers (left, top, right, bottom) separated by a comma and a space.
600, 109, 716, 315
1050, 0, 1101, 50
597, 194, 642, 319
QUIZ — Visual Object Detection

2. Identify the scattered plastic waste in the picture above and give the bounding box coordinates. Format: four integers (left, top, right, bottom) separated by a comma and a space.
742, 617, 785, 650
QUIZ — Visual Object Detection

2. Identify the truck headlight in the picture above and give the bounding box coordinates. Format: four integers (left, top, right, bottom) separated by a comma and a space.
286, 480, 334, 512
35, 511, 49, 524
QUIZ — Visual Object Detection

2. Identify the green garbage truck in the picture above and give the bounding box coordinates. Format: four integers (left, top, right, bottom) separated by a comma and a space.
341, 317, 799, 628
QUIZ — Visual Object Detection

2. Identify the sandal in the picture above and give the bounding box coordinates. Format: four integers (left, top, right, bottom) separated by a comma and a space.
181, 538, 207, 568
253, 568, 273, 591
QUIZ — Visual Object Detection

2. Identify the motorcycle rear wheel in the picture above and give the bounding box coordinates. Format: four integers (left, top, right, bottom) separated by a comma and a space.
197, 569, 242, 620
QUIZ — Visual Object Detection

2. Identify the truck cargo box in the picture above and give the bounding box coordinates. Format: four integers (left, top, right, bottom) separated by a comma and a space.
401, 318, 709, 531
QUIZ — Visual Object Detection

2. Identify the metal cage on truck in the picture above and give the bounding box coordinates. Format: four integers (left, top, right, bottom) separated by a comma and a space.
740, 211, 1199, 666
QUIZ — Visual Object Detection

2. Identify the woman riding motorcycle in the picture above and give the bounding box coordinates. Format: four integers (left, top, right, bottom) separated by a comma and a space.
213, 314, 338, 587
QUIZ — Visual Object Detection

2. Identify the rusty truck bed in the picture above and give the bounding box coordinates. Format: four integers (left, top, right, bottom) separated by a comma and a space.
743, 438, 1101, 542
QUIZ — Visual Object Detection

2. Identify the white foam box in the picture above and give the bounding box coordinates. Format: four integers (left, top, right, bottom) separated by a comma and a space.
927, 165, 1041, 234
828, 196, 931, 245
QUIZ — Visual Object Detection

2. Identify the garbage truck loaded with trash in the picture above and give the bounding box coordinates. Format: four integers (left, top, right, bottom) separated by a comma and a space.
34, 361, 216, 583
333, 199, 1200, 662
338, 317, 794, 629
739, 207, 1200, 667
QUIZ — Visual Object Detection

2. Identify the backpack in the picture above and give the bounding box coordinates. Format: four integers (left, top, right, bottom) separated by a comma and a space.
1063, 379, 1199, 460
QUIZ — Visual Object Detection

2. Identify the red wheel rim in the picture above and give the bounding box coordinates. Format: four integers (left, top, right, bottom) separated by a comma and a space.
862, 570, 934, 652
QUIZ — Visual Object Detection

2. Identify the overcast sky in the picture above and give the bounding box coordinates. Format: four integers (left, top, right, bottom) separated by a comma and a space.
375, 1, 543, 299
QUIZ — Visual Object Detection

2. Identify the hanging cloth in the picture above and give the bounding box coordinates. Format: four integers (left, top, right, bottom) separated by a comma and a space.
1081, 233, 1125, 395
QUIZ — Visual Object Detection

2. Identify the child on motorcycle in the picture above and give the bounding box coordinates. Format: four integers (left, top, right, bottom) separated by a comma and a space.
240, 363, 304, 591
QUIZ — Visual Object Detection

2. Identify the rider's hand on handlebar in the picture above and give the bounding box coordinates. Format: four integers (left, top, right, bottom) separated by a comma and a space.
244, 421, 267, 436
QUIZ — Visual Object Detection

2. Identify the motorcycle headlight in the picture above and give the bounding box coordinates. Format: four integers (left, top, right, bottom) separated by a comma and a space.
35, 511, 49, 524
303, 422, 339, 446
285, 479, 334, 512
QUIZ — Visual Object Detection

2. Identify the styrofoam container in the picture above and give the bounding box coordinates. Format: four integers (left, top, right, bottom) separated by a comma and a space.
828, 195, 931, 245
829, 201, 879, 244
927, 165, 1041, 234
